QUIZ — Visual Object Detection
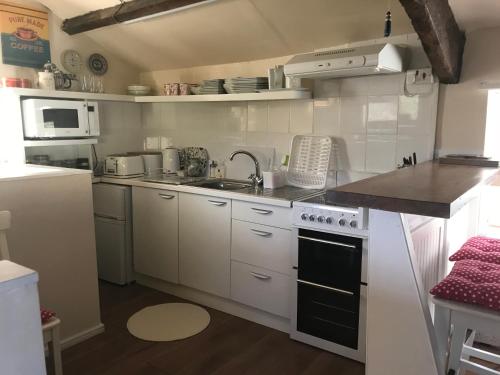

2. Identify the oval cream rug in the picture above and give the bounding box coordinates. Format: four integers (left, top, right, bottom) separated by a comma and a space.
127, 303, 210, 342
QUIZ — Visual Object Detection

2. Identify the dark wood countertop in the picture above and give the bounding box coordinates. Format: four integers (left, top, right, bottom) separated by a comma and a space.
329, 161, 499, 218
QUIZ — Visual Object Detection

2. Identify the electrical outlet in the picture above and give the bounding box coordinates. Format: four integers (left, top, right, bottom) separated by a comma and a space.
409, 68, 434, 85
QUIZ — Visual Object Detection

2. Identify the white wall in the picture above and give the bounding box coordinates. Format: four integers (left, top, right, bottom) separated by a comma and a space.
437, 26, 500, 156
0, 0, 140, 94
137, 73, 438, 185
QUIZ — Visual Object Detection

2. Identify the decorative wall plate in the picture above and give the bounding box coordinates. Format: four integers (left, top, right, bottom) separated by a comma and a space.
88, 53, 108, 76
61, 49, 83, 74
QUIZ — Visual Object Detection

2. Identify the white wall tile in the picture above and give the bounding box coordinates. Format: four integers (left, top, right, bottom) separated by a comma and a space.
340, 77, 370, 97
161, 103, 177, 130
336, 133, 366, 172
340, 96, 367, 134
248, 102, 268, 132
365, 134, 397, 173
313, 98, 340, 136
396, 134, 435, 164
121, 103, 142, 130
314, 79, 341, 98
290, 100, 313, 134
141, 102, 162, 129
268, 101, 290, 133
337, 170, 378, 185
341, 74, 404, 97
398, 93, 438, 136
225, 103, 248, 133
367, 95, 398, 135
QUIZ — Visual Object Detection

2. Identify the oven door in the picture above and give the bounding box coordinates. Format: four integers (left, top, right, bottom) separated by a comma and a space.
22, 99, 90, 138
295, 228, 364, 350
297, 229, 362, 294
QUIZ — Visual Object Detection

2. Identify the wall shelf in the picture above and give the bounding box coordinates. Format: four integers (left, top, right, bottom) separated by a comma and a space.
1, 88, 135, 102
23, 139, 98, 147
2, 88, 311, 103
134, 90, 311, 102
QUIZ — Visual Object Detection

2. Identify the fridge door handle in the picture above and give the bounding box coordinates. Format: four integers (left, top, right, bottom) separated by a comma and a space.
94, 213, 122, 221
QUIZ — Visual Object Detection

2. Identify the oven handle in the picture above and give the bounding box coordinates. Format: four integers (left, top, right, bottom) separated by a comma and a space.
297, 279, 354, 296
298, 235, 357, 249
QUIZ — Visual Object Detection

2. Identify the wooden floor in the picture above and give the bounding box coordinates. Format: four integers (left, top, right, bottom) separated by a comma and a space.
53, 281, 365, 375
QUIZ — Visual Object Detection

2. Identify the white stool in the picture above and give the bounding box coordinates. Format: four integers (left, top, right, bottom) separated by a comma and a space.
433, 296, 500, 375
0, 210, 63, 375
43, 318, 63, 375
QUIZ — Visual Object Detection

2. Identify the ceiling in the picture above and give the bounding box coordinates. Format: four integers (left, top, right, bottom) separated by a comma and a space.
36, 0, 500, 72
37, 0, 415, 71
449, 0, 500, 32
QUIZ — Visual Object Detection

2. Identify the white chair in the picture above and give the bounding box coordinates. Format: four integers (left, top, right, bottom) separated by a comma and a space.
0, 211, 63, 375
433, 296, 500, 375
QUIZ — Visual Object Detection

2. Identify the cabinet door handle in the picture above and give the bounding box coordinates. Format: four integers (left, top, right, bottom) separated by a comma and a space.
159, 193, 175, 200
250, 272, 272, 280
251, 229, 272, 238
208, 200, 227, 206
251, 208, 273, 215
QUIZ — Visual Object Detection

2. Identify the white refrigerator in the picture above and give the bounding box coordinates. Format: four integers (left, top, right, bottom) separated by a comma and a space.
92, 183, 134, 285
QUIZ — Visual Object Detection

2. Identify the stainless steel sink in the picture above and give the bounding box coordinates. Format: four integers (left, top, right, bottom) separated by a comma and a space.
189, 179, 253, 191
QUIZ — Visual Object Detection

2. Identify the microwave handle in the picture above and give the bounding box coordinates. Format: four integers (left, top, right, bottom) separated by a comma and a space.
87, 101, 100, 137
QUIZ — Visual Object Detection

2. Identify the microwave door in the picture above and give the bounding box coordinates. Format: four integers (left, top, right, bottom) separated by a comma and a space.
42, 107, 80, 137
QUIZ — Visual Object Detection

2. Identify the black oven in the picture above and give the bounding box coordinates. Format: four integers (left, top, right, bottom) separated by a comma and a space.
296, 229, 363, 349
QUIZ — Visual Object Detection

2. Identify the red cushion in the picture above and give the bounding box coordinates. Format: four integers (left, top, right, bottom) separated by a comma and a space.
40, 308, 56, 324
449, 236, 500, 265
430, 259, 500, 311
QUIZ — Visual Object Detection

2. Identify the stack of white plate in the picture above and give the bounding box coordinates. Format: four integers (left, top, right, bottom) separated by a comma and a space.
198, 79, 225, 94
223, 77, 269, 94
127, 85, 151, 96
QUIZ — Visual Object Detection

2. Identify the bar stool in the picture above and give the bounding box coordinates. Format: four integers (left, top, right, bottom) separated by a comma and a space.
0, 210, 63, 375
433, 296, 500, 375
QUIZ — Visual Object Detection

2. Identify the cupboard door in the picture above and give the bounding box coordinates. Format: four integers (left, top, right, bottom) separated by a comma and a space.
132, 187, 179, 283
179, 193, 231, 298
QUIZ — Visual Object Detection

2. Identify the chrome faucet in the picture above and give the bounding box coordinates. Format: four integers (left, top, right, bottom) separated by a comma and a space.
229, 150, 263, 186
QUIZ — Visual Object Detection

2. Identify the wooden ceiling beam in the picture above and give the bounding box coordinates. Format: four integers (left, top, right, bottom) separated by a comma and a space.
62, 0, 211, 35
399, 0, 465, 84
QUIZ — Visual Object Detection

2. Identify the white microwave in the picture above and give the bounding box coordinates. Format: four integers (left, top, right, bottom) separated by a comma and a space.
22, 99, 100, 139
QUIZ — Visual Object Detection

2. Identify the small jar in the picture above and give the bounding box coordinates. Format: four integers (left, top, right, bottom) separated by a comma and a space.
170, 83, 180, 96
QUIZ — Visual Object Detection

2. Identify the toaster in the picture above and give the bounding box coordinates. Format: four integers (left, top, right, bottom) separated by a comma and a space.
104, 155, 144, 176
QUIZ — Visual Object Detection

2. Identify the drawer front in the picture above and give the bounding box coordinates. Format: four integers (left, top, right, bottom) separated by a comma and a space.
232, 200, 291, 228
231, 219, 291, 275
231, 261, 290, 318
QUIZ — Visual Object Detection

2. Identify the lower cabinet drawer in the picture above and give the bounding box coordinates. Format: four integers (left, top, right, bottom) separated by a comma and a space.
232, 200, 291, 228
231, 219, 291, 275
231, 261, 290, 318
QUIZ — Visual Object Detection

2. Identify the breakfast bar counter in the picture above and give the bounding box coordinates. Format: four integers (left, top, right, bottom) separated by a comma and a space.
335, 162, 500, 375
328, 161, 499, 218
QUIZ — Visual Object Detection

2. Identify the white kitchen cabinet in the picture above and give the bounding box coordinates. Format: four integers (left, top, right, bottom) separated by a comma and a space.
231, 219, 291, 275
179, 193, 231, 298
132, 187, 179, 283
231, 261, 290, 318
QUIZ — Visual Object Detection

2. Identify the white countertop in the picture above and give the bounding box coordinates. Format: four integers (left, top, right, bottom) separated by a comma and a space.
0, 261, 38, 292
96, 176, 320, 208
0, 164, 92, 182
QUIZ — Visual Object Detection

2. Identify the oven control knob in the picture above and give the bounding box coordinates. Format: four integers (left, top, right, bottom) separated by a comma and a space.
300, 213, 309, 221
326, 217, 333, 224
338, 218, 347, 227
350, 220, 358, 228
309, 215, 316, 222
317, 216, 325, 223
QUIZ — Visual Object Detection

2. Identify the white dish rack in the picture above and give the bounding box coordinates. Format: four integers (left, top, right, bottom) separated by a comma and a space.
287, 135, 334, 189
